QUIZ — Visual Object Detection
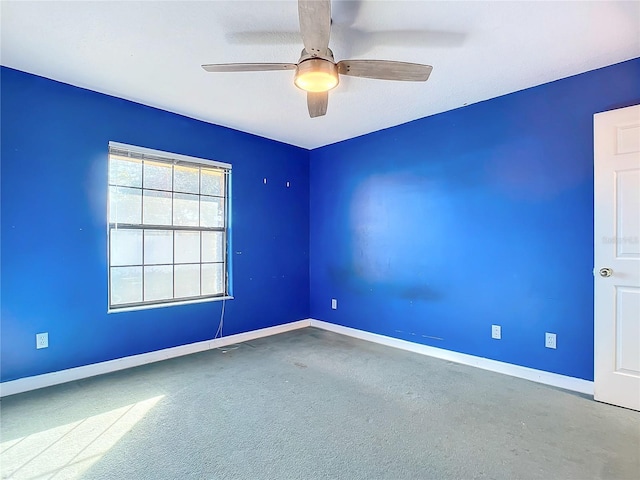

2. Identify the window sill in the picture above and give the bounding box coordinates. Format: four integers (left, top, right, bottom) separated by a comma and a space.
108, 295, 234, 314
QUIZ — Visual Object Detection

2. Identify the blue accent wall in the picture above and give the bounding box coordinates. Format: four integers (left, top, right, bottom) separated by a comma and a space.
309, 58, 640, 381
1, 67, 310, 382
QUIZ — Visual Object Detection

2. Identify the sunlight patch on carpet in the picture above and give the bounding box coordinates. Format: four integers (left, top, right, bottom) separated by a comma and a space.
0, 395, 164, 479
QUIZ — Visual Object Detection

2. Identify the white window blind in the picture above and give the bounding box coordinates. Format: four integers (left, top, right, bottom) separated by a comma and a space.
107, 142, 231, 311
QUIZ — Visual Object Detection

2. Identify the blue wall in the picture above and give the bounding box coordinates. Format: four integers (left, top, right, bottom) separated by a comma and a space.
1, 67, 310, 382
3, 59, 639, 384
309, 58, 640, 381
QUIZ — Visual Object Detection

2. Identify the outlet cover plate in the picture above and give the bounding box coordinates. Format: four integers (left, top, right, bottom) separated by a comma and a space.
331, 299, 337, 310
545, 332, 557, 349
491, 325, 501, 339
36, 332, 49, 349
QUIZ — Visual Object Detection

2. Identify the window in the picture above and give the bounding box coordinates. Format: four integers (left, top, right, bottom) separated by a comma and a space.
107, 142, 231, 312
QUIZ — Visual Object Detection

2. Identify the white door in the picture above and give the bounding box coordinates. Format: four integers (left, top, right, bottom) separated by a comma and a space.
594, 104, 640, 411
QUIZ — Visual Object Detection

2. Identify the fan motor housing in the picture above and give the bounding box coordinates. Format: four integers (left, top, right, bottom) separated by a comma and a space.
294, 58, 339, 93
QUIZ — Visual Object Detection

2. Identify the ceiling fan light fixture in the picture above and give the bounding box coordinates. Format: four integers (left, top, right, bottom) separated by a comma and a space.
201, 0, 433, 117
294, 59, 339, 93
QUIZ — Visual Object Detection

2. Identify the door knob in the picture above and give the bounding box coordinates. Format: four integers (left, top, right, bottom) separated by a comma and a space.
599, 267, 613, 277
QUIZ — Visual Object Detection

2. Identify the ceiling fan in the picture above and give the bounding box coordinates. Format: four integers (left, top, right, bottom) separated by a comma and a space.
202, 0, 433, 118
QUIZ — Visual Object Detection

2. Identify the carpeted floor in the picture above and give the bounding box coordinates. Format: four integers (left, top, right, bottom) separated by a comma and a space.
1, 327, 639, 479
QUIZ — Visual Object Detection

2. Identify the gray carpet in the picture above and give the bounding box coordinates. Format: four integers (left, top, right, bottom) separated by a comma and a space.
1, 327, 638, 480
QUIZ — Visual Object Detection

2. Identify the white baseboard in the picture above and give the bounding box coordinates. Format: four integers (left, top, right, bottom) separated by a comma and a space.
1, 318, 594, 398
0, 319, 311, 398
309, 319, 594, 395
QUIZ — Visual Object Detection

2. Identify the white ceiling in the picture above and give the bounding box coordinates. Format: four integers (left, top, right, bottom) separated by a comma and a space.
1, 1, 639, 149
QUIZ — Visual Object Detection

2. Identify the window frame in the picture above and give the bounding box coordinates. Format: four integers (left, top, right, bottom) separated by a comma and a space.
107, 141, 233, 313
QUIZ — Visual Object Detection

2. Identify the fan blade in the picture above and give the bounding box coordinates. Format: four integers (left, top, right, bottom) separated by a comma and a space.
298, 0, 331, 56
337, 60, 432, 81
202, 63, 297, 73
307, 91, 328, 118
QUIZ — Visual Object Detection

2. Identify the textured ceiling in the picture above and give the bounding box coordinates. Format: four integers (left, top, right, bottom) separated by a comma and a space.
1, 1, 639, 149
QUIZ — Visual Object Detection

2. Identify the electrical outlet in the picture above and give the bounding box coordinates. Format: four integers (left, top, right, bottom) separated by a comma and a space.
36, 332, 49, 349
491, 324, 501, 339
331, 299, 337, 310
545, 332, 557, 349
